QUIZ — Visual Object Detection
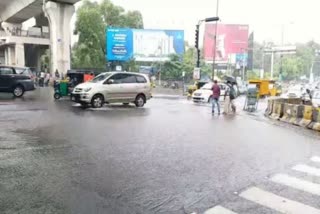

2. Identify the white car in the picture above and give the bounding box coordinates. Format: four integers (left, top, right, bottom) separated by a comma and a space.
71, 72, 152, 108
192, 82, 226, 103
312, 90, 320, 107
281, 86, 303, 98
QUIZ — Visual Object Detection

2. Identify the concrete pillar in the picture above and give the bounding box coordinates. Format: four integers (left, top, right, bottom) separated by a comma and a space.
4, 48, 8, 65
7, 46, 14, 65
15, 43, 25, 67
44, 1, 74, 75
0, 49, 5, 64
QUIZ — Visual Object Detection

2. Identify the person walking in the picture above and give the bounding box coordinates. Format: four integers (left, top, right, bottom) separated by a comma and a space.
40, 70, 45, 87
211, 80, 221, 115
55, 69, 60, 80
224, 82, 237, 114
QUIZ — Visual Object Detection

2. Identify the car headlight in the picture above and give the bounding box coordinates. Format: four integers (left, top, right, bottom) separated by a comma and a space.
84, 87, 92, 92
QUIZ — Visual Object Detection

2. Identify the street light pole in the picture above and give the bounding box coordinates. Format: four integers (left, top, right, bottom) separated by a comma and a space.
212, 0, 219, 80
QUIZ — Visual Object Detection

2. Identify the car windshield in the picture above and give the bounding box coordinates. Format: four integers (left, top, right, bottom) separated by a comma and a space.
90, 73, 112, 83
201, 83, 213, 90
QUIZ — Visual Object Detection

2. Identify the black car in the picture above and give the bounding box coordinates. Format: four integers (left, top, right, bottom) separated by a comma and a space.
0, 66, 35, 97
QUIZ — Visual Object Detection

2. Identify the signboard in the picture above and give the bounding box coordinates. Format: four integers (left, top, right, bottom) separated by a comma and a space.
106, 28, 133, 61
107, 28, 184, 62
193, 68, 201, 80
203, 24, 249, 63
264, 46, 296, 55
235, 53, 248, 66
115, 65, 122, 71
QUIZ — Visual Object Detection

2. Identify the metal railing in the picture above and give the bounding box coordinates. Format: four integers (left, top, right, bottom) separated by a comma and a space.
0, 30, 49, 39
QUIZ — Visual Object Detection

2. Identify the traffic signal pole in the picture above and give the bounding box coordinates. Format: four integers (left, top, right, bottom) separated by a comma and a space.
194, 17, 219, 70
195, 24, 200, 68
194, 17, 219, 81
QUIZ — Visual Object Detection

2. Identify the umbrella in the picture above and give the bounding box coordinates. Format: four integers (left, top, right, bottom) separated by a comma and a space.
223, 75, 237, 85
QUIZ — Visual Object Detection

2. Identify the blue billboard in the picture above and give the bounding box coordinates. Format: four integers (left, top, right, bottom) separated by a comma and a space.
107, 28, 133, 61
106, 28, 184, 62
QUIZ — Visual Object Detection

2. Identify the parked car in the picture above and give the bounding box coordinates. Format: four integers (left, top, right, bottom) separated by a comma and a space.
0, 66, 36, 97
71, 72, 152, 108
192, 82, 227, 103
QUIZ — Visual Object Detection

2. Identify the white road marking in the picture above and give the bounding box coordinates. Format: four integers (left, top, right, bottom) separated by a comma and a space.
240, 187, 320, 214
271, 173, 320, 196
292, 164, 320, 177
311, 156, 320, 163
204, 206, 237, 214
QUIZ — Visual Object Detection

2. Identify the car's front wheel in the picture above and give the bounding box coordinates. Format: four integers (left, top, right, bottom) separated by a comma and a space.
13, 85, 25, 97
91, 94, 104, 108
135, 94, 145, 107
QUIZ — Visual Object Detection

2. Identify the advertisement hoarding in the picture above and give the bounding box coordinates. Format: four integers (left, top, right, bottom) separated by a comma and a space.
107, 28, 133, 61
107, 28, 184, 62
203, 24, 249, 64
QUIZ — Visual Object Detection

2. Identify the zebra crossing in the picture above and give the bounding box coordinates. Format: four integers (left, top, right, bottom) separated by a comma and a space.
194, 156, 320, 214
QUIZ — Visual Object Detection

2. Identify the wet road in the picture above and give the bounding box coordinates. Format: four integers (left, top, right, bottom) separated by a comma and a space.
1, 88, 320, 214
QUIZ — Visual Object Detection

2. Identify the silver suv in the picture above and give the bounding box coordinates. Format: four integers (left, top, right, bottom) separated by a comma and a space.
71, 72, 152, 108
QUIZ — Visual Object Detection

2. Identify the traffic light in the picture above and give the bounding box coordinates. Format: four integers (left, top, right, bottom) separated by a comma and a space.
195, 25, 199, 49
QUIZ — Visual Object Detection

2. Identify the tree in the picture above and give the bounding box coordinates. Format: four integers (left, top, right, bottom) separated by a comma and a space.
72, 0, 144, 69
274, 41, 320, 80
161, 54, 183, 80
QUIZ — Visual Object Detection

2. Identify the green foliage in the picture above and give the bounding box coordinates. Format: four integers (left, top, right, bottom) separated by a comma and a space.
161, 54, 183, 80
158, 46, 214, 82
253, 40, 320, 81
72, 0, 144, 69
273, 42, 319, 80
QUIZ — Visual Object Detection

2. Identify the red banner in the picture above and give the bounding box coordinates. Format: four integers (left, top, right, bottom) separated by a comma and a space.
204, 24, 249, 63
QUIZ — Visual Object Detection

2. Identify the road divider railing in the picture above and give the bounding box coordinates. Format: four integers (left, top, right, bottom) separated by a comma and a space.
280, 103, 294, 123
265, 99, 274, 116
299, 105, 313, 127
270, 100, 284, 120
290, 104, 304, 126
265, 98, 320, 132
308, 108, 320, 131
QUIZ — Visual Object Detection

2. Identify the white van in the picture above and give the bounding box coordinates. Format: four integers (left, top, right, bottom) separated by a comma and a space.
71, 72, 152, 108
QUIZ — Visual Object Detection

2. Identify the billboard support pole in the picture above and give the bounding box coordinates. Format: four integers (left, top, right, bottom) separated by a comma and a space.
212, 0, 219, 81
271, 51, 274, 79
158, 63, 162, 86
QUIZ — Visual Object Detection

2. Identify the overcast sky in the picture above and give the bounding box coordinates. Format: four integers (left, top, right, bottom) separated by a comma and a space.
72, 0, 320, 46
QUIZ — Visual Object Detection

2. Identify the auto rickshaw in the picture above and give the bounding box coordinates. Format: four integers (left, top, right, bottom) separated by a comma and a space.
248, 79, 281, 98
187, 81, 210, 98
54, 70, 96, 100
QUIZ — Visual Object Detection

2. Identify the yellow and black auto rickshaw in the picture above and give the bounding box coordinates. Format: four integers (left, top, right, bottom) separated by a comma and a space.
248, 79, 281, 97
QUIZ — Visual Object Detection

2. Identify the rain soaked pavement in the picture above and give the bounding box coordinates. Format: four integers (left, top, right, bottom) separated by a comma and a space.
1, 88, 320, 214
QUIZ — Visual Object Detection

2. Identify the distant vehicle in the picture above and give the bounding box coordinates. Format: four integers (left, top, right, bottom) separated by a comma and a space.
0, 66, 35, 97
281, 86, 302, 99
238, 83, 247, 95
71, 72, 152, 108
187, 80, 210, 97
248, 79, 281, 97
192, 82, 227, 103
312, 90, 320, 107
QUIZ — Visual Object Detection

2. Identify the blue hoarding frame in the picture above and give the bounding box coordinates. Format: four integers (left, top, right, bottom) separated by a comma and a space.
106, 28, 184, 62
106, 28, 133, 61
